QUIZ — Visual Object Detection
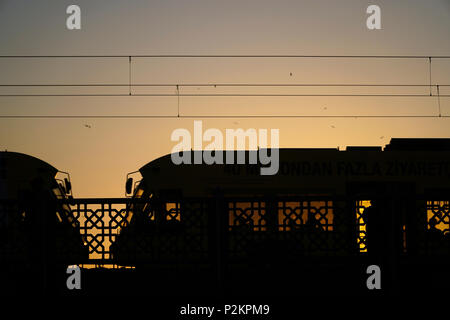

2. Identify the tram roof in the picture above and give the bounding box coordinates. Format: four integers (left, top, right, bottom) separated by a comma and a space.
0, 151, 58, 178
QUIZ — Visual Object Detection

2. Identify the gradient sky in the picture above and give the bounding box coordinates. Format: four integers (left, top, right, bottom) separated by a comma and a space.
0, 0, 449, 197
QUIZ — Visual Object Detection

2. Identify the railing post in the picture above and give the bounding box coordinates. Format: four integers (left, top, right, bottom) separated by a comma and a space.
214, 190, 225, 295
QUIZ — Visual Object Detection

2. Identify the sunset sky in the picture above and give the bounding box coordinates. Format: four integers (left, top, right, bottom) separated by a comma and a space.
0, 0, 449, 197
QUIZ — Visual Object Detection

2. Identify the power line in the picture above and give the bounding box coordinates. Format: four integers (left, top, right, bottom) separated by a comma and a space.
0, 55, 450, 58
0, 83, 449, 87
0, 55, 448, 117
1, 83, 447, 97
0, 94, 448, 97
437, 85, 442, 117
128, 56, 132, 96
1, 115, 448, 119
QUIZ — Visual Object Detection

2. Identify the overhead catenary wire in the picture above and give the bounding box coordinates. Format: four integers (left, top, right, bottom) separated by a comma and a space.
1, 83, 449, 87
1, 82, 448, 97
429, 57, 433, 96
437, 85, 442, 117
128, 56, 132, 96
0, 55, 449, 118
176, 84, 180, 117
0, 94, 448, 97
0, 115, 448, 119
1, 55, 450, 58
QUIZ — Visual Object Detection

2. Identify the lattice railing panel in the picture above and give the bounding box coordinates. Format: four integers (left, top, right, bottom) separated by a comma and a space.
2, 196, 450, 268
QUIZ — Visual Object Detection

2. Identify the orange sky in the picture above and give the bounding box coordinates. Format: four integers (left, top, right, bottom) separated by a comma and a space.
0, 0, 449, 197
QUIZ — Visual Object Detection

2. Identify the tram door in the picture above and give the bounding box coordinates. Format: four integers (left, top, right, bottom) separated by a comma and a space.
348, 181, 415, 291
348, 181, 414, 251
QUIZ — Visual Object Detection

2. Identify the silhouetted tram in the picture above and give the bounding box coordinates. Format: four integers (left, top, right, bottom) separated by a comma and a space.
0, 152, 89, 294
112, 139, 450, 295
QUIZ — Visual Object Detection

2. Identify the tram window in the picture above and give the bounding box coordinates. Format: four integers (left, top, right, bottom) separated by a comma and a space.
426, 201, 450, 234
356, 200, 371, 253
228, 201, 266, 231
166, 202, 181, 221
59, 204, 78, 227
277, 200, 334, 232
52, 187, 64, 199
134, 188, 144, 199
55, 211, 63, 223
142, 202, 155, 221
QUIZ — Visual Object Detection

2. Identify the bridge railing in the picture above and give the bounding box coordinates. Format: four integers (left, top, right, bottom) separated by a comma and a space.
1, 195, 449, 267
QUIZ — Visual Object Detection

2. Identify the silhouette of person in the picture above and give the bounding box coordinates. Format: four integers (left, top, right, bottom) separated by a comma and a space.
362, 200, 385, 261
427, 217, 444, 253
